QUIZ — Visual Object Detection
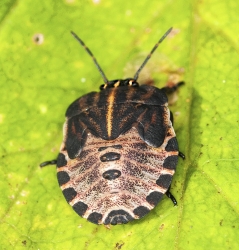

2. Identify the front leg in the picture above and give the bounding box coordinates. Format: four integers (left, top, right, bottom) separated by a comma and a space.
161, 81, 185, 94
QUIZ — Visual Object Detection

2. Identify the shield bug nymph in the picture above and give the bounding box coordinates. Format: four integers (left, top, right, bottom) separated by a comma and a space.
41, 27, 185, 225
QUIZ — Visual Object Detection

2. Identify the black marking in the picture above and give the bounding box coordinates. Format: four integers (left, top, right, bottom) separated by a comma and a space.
156, 174, 172, 189
102, 169, 121, 180
57, 171, 70, 186
73, 201, 88, 216
163, 155, 178, 170
165, 137, 178, 152
62, 188, 77, 202
104, 210, 134, 225
57, 153, 67, 168
100, 152, 121, 162
87, 212, 103, 224
133, 206, 150, 218
146, 191, 163, 206
98, 144, 122, 151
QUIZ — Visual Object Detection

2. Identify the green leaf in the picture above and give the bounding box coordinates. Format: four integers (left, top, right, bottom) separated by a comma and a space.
1, 0, 238, 249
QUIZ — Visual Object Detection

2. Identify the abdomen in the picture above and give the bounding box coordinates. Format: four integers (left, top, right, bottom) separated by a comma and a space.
56, 125, 179, 225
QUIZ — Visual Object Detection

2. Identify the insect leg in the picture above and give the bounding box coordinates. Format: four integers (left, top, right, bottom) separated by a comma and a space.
40, 160, 57, 167
165, 187, 177, 206
179, 152, 185, 159
162, 81, 184, 94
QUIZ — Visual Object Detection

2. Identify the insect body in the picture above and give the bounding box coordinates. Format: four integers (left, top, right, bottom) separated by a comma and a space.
41, 28, 184, 225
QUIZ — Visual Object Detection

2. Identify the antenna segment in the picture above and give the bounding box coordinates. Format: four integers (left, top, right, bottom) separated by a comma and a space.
133, 27, 173, 80
71, 31, 109, 84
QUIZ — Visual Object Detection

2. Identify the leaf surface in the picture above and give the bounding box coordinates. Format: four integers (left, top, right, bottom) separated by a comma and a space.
0, 0, 238, 249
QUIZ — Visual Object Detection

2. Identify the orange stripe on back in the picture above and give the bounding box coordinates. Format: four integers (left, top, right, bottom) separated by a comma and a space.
106, 89, 116, 137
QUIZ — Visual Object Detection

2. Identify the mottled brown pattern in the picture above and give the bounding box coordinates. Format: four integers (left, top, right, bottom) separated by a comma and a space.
55, 84, 181, 224
57, 123, 178, 224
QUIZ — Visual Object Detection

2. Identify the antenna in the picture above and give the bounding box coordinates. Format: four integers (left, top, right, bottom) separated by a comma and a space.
133, 27, 173, 80
71, 31, 109, 84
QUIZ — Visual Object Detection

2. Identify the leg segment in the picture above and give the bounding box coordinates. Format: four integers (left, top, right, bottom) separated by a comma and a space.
40, 159, 57, 167
165, 188, 177, 206
179, 151, 185, 160
161, 81, 184, 94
